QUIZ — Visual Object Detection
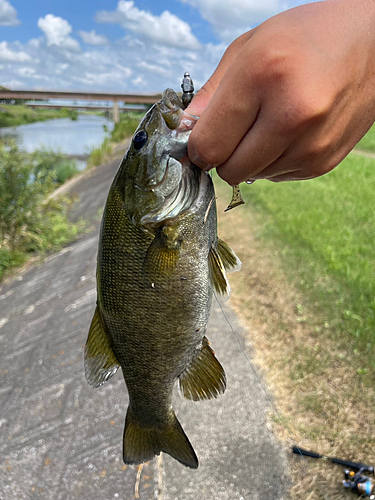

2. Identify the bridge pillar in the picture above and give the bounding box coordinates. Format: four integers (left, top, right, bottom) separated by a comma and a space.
113, 101, 119, 124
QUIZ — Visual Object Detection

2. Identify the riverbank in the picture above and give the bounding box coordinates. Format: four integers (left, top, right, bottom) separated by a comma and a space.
0, 103, 81, 127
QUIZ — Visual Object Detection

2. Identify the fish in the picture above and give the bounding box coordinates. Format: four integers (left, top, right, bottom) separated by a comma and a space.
84, 88, 241, 469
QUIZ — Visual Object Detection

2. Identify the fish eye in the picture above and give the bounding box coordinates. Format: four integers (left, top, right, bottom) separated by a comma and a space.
133, 130, 148, 150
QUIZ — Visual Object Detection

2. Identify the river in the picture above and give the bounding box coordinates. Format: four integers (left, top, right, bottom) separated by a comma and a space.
0, 115, 114, 169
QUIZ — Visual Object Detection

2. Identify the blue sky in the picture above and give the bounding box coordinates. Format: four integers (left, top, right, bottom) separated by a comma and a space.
0, 0, 315, 92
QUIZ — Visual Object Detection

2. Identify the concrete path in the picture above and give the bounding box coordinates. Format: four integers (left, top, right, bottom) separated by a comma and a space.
0, 149, 289, 500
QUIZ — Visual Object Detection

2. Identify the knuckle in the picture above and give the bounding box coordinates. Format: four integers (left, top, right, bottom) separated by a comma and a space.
249, 34, 299, 85
189, 133, 222, 167
287, 80, 335, 127
195, 80, 215, 100
291, 94, 332, 126
305, 136, 333, 157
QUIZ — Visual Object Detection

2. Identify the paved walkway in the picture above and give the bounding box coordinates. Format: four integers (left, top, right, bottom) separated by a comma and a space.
0, 148, 289, 500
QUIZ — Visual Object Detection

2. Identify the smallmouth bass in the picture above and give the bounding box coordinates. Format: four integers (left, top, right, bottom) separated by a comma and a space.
85, 88, 240, 469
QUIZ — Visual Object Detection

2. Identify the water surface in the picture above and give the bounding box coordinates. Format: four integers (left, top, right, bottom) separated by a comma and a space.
0, 115, 114, 156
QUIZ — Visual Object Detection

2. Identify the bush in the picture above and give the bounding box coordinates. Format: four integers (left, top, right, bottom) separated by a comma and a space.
0, 141, 81, 280
55, 161, 79, 184
31, 148, 79, 187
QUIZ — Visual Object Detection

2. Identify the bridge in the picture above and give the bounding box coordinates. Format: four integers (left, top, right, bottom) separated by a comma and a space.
0, 89, 162, 123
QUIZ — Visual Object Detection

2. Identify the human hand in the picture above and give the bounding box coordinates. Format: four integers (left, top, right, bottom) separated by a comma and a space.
186, 0, 375, 185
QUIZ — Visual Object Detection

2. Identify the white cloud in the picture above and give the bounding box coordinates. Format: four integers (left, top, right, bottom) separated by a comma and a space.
79, 30, 108, 45
17, 67, 35, 76
0, 2, 245, 92
0, 41, 31, 62
96, 1, 201, 50
0, 0, 20, 26
37, 14, 80, 51
132, 75, 146, 87
0, 30, 222, 93
180, 0, 278, 43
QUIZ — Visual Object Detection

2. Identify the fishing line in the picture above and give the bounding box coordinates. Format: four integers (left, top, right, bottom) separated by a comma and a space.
213, 290, 333, 500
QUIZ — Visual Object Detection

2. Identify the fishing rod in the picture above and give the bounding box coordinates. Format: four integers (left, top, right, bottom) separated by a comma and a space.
292, 446, 375, 497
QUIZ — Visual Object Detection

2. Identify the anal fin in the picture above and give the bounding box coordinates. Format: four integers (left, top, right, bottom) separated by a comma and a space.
84, 304, 119, 388
179, 337, 226, 401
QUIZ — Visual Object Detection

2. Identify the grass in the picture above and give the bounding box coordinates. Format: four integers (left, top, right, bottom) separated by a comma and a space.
87, 112, 143, 167
213, 149, 375, 499
0, 104, 78, 127
87, 138, 113, 168
237, 154, 375, 357
355, 122, 375, 152
31, 148, 79, 186
110, 112, 144, 143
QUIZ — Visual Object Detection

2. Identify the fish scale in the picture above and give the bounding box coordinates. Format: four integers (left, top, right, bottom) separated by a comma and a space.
84, 88, 241, 469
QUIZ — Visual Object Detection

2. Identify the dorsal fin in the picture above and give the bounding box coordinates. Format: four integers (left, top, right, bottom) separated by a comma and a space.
84, 305, 119, 388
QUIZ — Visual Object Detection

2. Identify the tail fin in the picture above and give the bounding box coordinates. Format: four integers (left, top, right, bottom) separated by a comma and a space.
123, 408, 198, 469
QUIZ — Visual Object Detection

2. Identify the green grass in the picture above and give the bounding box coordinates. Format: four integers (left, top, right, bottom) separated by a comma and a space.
0, 104, 78, 127
31, 148, 79, 186
110, 112, 144, 143
232, 153, 375, 356
87, 138, 113, 168
86, 112, 143, 167
355, 122, 375, 152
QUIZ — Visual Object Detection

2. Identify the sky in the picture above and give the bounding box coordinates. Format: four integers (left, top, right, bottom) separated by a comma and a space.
0, 0, 315, 93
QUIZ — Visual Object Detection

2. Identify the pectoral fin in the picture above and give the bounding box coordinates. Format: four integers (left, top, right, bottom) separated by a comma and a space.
179, 337, 226, 401
208, 244, 230, 296
217, 238, 241, 273
84, 305, 119, 388
208, 238, 240, 296
144, 225, 182, 279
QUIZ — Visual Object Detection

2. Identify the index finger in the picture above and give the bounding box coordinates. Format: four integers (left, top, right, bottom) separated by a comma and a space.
188, 34, 260, 170
186, 31, 254, 117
